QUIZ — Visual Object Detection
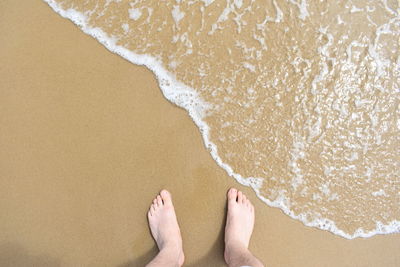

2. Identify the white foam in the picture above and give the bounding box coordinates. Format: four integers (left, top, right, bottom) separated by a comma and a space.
256, 0, 283, 32
128, 8, 142, 21
368, 16, 398, 77
289, 0, 309, 20
201, 0, 214, 7
350, 5, 363, 13
171, 5, 185, 26
121, 23, 129, 33
372, 189, 387, 197
42, 0, 400, 239
243, 62, 256, 72
337, 15, 344, 25
234, 0, 243, 9
208, 5, 232, 35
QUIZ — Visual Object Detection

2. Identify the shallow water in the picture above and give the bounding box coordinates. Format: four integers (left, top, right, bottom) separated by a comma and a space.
43, 0, 399, 238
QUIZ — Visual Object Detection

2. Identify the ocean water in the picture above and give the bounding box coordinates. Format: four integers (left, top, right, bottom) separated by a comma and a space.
43, 0, 400, 239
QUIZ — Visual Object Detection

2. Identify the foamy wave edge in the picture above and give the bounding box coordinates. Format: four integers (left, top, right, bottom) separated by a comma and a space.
43, 0, 400, 239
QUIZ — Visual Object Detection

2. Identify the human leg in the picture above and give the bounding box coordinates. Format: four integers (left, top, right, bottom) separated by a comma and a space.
224, 188, 264, 267
146, 190, 184, 267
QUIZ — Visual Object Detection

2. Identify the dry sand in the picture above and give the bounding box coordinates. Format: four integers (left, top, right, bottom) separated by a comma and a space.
0, 0, 399, 266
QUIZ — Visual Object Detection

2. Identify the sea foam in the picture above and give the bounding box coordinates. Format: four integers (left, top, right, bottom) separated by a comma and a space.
43, 0, 400, 239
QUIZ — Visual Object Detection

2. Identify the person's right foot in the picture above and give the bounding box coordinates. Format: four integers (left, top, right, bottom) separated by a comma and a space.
224, 188, 255, 261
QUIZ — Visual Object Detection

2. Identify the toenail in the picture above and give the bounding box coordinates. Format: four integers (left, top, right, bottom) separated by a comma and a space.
161, 189, 168, 195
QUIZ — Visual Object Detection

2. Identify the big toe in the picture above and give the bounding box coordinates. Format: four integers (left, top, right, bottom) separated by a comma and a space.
227, 188, 238, 202
160, 189, 172, 206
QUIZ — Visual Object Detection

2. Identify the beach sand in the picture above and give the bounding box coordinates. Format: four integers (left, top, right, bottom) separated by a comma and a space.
0, 0, 399, 266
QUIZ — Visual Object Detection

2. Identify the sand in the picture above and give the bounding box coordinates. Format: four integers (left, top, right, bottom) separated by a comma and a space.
0, 0, 399, 266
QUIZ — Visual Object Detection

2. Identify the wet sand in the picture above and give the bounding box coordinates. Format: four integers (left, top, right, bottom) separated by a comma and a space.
0, 0, 399, 266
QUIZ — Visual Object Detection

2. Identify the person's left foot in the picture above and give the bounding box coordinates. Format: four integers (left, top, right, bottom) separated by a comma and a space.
147, 190, 184, 266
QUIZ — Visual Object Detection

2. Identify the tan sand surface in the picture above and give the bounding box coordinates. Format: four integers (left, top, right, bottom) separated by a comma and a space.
0, 0, 399, 266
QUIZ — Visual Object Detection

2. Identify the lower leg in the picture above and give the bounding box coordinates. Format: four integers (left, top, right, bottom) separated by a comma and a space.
146, 247, 182, 267
224, 188, 264, 267
224, 243, 264, 267
146, 190, 184, 267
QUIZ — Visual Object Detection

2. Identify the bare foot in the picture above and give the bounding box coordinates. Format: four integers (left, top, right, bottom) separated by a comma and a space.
224, 188, 256, 265
147, 190, 184, 266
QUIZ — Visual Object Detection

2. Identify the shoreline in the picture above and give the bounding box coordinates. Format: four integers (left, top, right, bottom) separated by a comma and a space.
0, 0, 399, 266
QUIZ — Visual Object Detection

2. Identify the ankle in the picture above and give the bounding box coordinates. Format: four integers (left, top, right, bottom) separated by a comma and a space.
159, 239, 182, 251
225, 238, 248, 251
224, 241, 248, 264
158, 246, 184, 267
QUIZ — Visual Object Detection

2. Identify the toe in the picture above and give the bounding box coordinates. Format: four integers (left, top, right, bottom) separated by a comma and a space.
157, 195, 163, 206
160, 189, 172, 206
242, 194, 247, 204
237, 191, 243, 203
227, 188, 238, 202
153, 198, 158, 207
246, 199, 251, 207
